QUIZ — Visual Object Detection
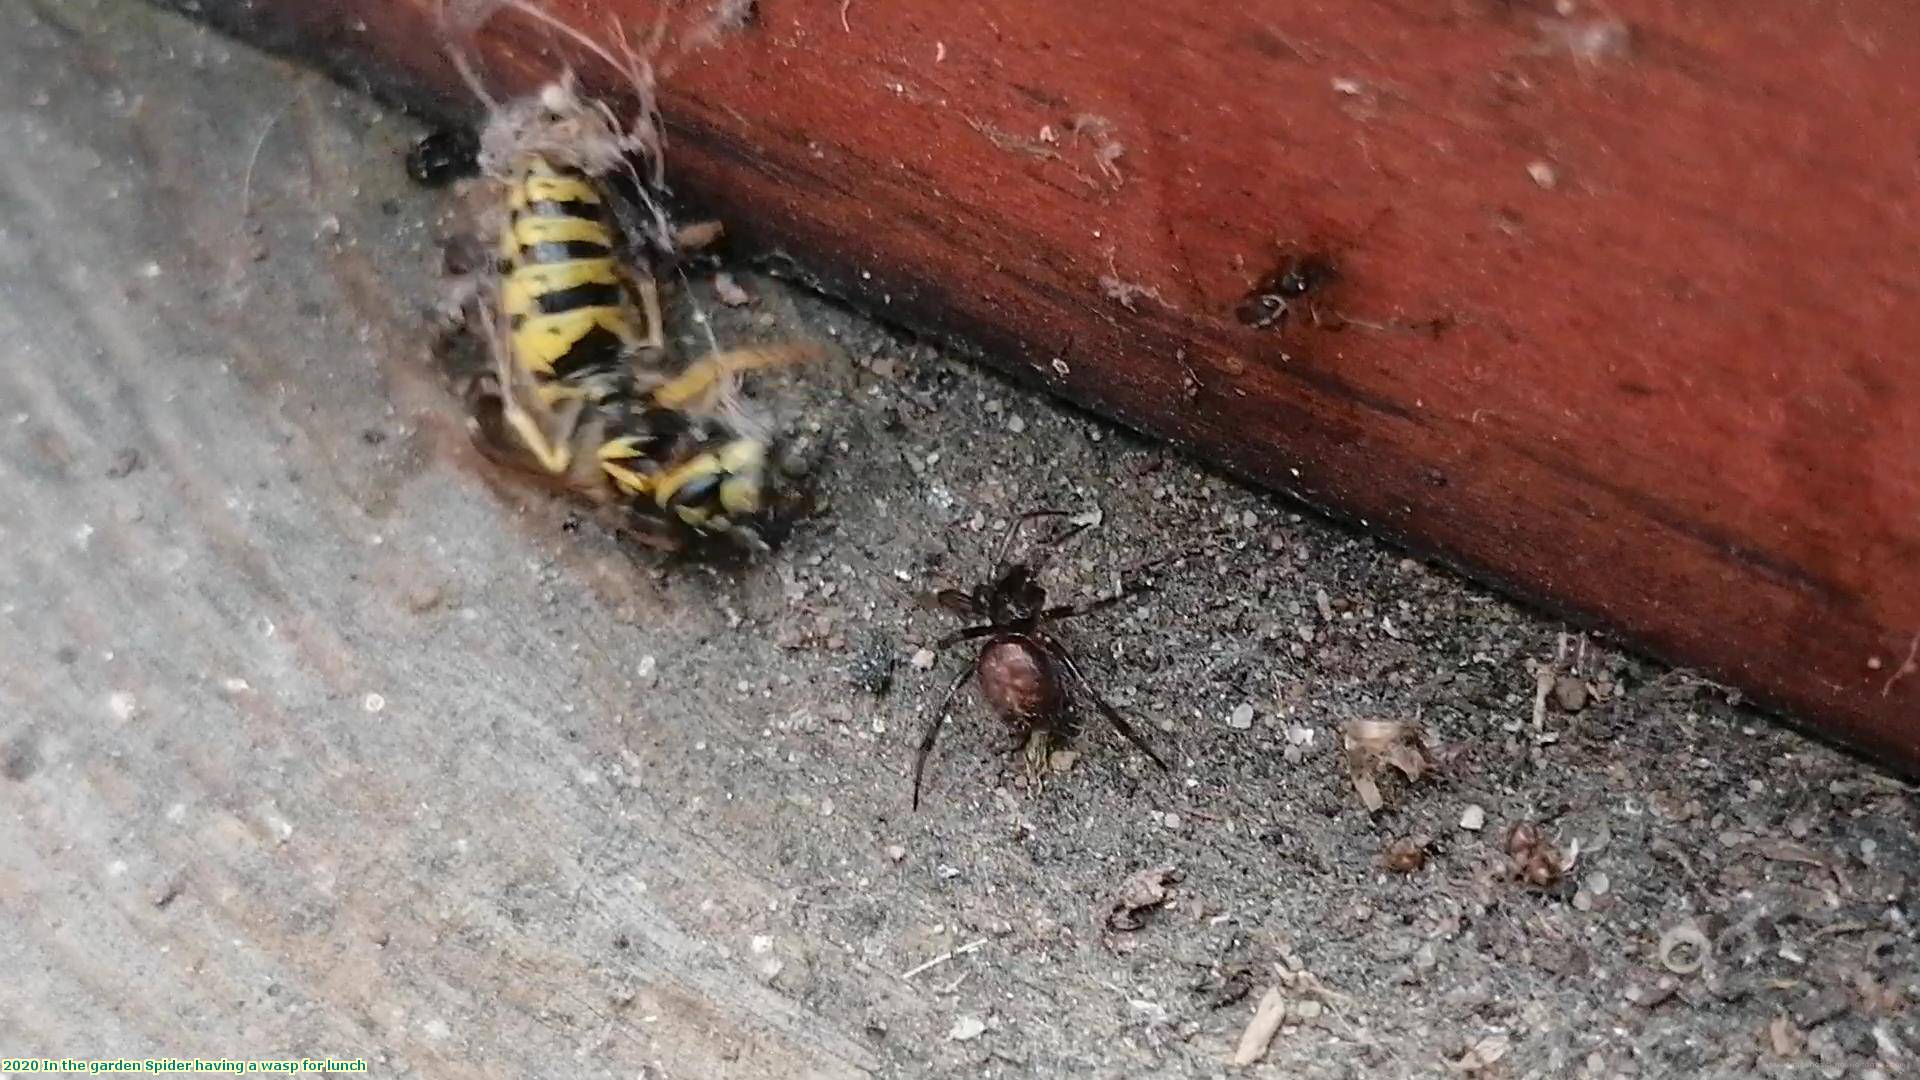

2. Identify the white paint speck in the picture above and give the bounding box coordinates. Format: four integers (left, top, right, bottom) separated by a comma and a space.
108, 692, 137, 722
363, 693, 385, 714
221, 678, 251, 694
108, 859, 129, 876
1527, 161, 1559, 189
751, 935, 774, 954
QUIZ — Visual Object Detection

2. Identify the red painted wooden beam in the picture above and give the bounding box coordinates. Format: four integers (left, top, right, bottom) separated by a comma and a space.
175, 0, 1920, 774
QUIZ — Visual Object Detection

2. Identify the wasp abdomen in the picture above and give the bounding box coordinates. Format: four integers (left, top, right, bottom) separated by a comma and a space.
498, 158, 647, 387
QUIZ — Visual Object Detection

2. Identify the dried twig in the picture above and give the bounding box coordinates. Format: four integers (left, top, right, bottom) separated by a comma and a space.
1229, 987, 1288, 1066
901, 938, 986, 980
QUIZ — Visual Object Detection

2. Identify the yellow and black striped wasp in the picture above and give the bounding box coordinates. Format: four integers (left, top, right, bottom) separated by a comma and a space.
413, 66, 822, 550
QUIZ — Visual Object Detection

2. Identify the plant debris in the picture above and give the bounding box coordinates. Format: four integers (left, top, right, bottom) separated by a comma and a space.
1342, 718, 1429, 812
1448, 1034, 1512, 1072
1104, 865, 1182, 932
1229, 986, 1289, 1066
1505, 821, 1563, 888
1657, 922, 1710, 975
1382, 837, 1428, 873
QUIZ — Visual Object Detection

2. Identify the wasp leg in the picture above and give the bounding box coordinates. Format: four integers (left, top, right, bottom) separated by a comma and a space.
674, 220, 725, 252
599, 505, 687, 553
913, 665, 976, 811
499, 392, 585, 476
484, 308, 590, 477
617, 263, 667, 354
647, 342, 826, 411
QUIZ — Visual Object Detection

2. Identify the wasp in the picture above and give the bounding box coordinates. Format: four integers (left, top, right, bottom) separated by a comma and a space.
912, 511, 1171, 807
419, 52, 822, 547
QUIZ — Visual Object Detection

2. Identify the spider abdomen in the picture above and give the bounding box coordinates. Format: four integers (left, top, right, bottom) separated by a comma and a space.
977, 635, 1064, 724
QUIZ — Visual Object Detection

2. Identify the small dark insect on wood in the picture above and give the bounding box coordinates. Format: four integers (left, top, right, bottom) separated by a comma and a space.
1235, 246, 1339, 330
405, 126, 481, 187
912, 511, 1170, 808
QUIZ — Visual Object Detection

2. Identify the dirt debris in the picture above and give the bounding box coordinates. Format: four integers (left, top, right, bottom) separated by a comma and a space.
1103, 864, 1182, 933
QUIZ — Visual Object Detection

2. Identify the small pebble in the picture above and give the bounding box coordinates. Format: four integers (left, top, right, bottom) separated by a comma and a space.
1459, 804, 1487, 831
949, 1015, 987, 1041
910, 648, 936, 671
884, 844, 907, 863
1227, 703, 1255, 729
1006, 415, 1027, 434
1553, 676, 1590, 712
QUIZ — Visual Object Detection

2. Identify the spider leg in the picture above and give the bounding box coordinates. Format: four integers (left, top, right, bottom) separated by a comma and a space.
990, 509, 1070, 574
913, 664, 977, 810
1046, 640, 1170, 772
913, 588, 983, 614
936, 624, 1000, 650
1038, 579, 1154, 624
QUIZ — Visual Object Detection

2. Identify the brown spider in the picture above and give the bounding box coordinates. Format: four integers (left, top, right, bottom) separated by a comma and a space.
913, 510, 1171, 808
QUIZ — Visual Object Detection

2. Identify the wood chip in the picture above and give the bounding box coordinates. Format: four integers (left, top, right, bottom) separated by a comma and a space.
1229, 987, 1288, 1066
1449, 1034, 1512, 1072
1740, 838, 1831, 868
712, 271, 752, 306
1767, 1014, 1802, 1058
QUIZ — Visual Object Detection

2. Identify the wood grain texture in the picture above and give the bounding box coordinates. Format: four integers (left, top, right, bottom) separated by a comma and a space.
169, 0, 1920, 773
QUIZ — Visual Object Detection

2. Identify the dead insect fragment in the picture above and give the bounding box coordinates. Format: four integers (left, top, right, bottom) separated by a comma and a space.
1236, 246, 1339, 330
1342, 718, 1428, 812
405, 126, 481, 187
